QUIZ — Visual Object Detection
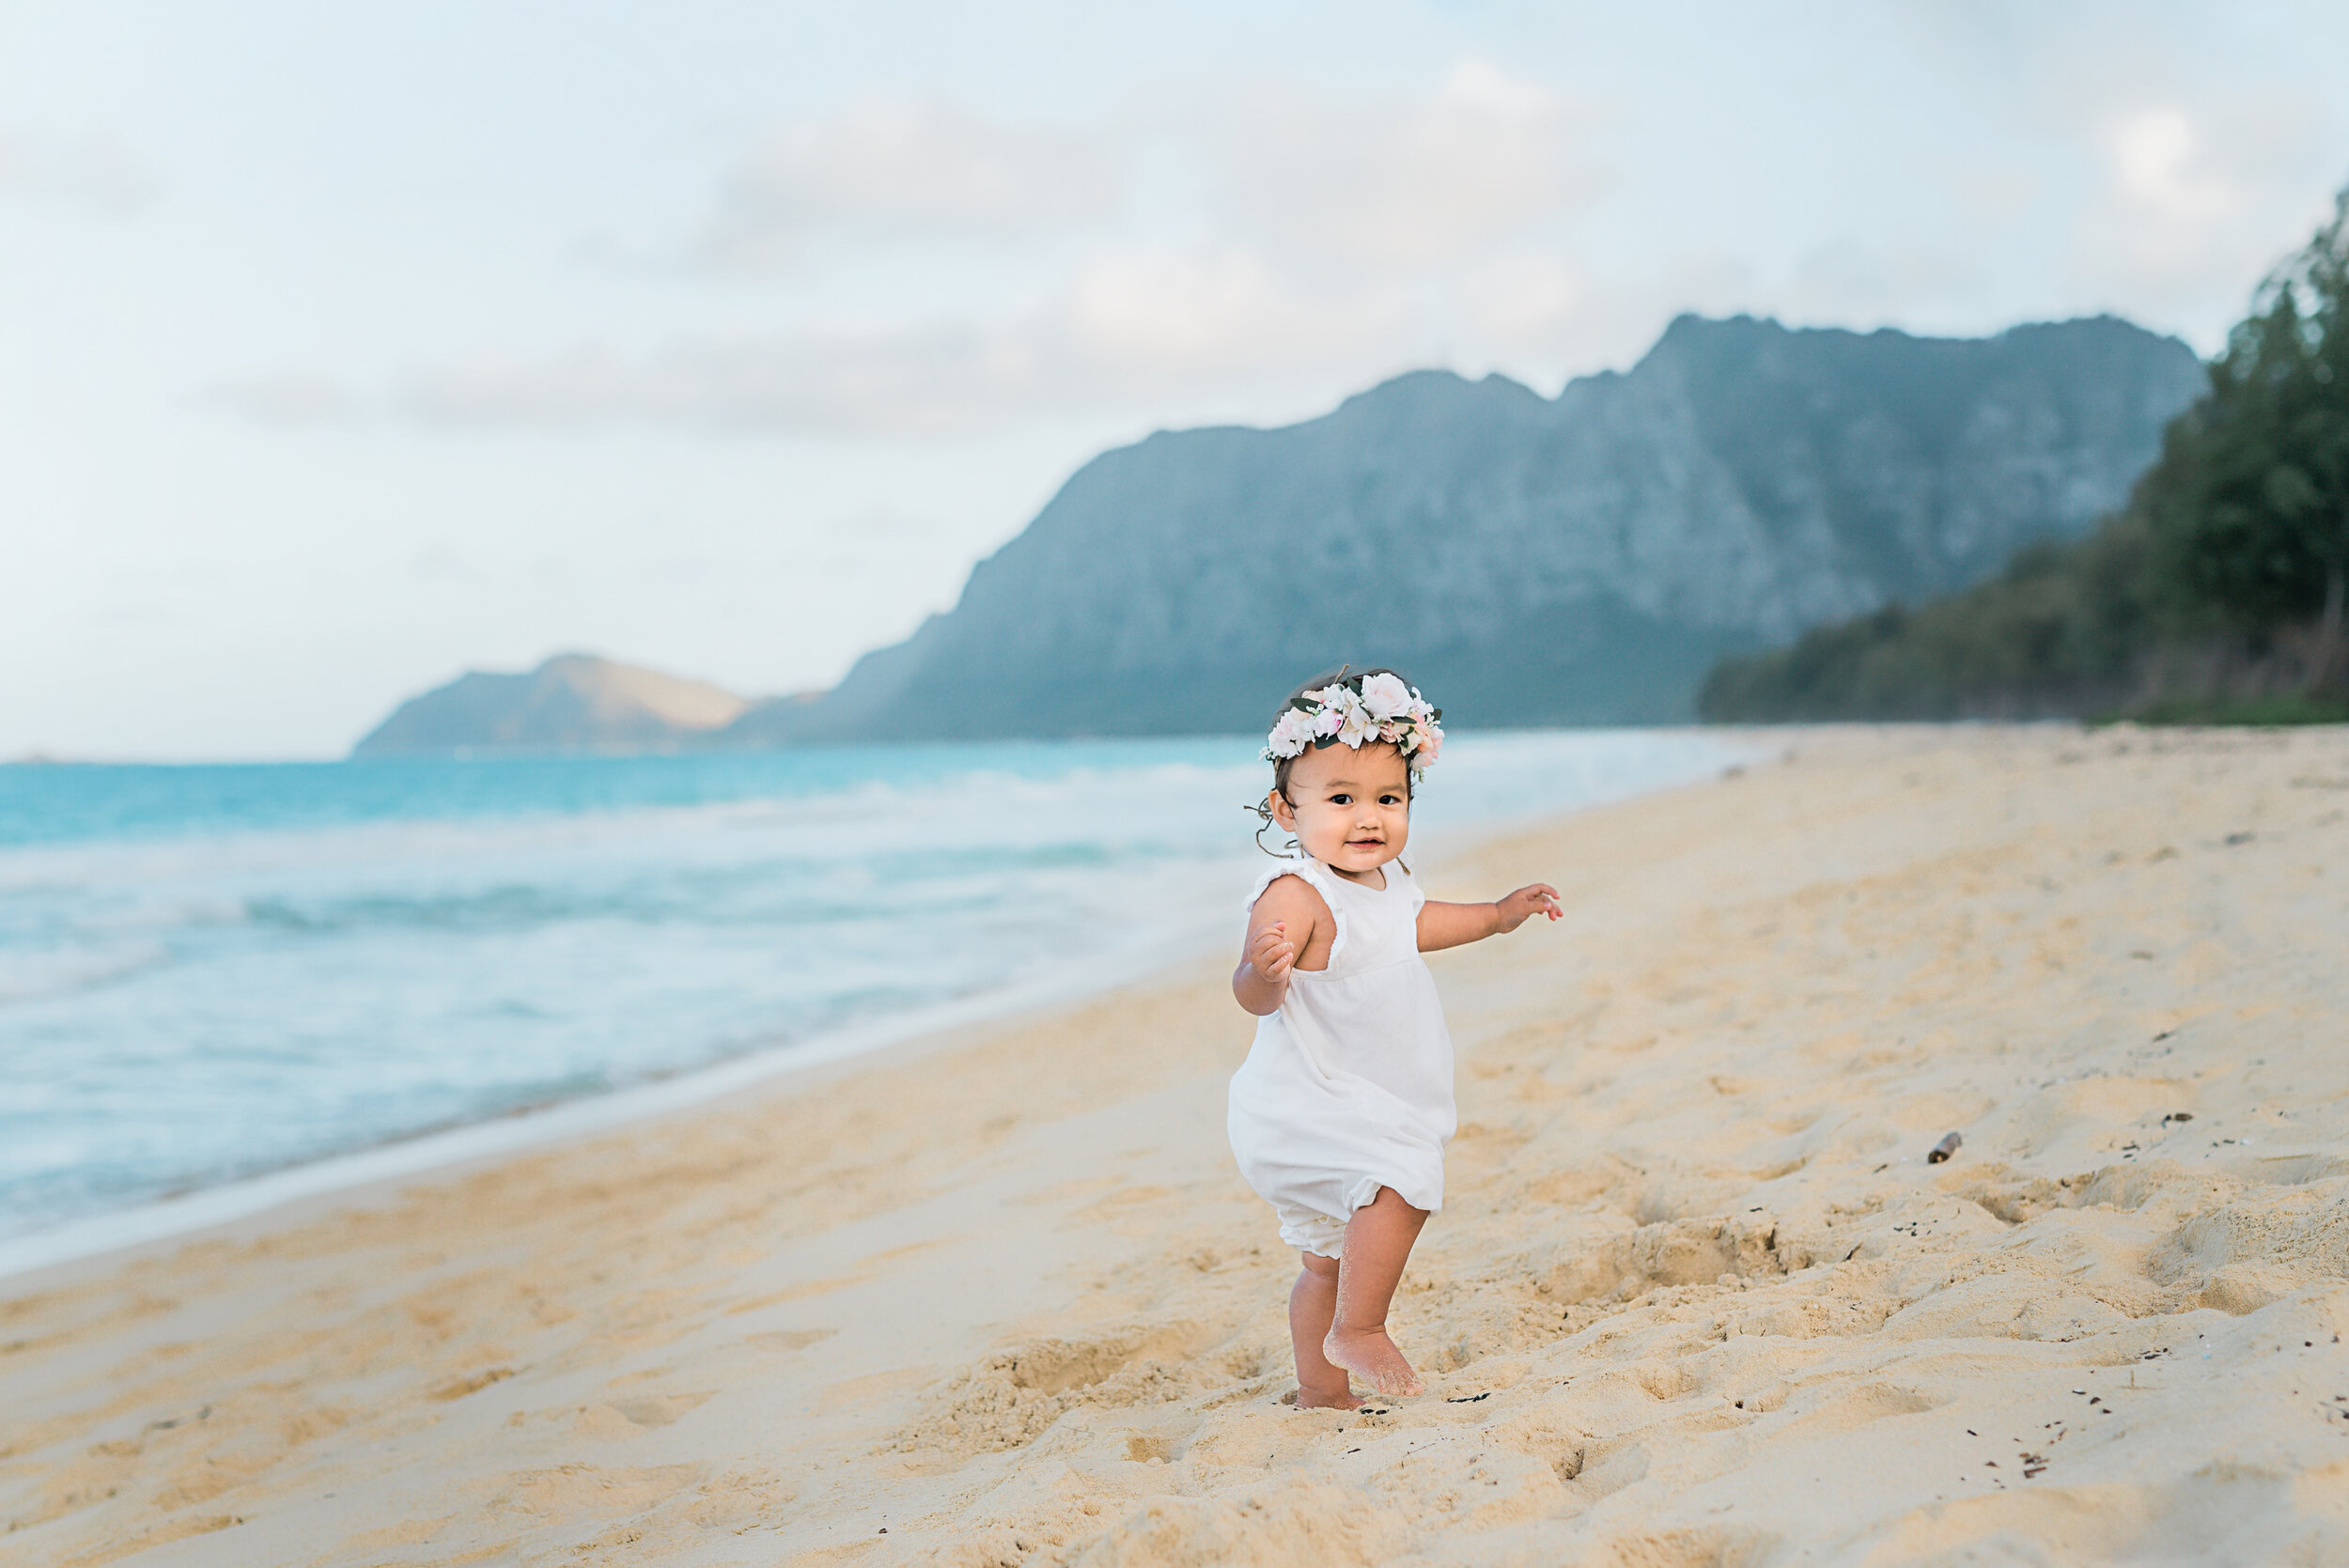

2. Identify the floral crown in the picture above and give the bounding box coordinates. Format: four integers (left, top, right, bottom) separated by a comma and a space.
1263, 670, 1444, 776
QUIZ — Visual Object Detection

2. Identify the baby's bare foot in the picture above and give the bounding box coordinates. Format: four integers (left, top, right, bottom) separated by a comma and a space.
1295, 1381, 1363, 1410
1323, 1326, 1423, 1397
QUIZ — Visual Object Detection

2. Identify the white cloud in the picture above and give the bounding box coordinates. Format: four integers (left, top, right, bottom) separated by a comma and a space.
410, 326, 1019, 438
2072, 93, 2334, 312
0, 128, 160, 218
192, 375, 364, 425
234, 50, 2338, 448
701, 96, 1122, 268
366, 57, 1610, 439
1059, 246, 1408, 380
689, 60, 1599, 279
1216, 57, 1600, 272
406, 245, 1409, 438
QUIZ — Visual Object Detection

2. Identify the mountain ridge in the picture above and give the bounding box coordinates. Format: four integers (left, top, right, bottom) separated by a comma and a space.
352, 312, 2206, 753
353, 654, 748, 755
729, 311, 2203, 740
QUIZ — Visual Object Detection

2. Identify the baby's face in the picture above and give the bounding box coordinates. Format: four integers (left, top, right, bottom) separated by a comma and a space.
1269, 742, 1411, 879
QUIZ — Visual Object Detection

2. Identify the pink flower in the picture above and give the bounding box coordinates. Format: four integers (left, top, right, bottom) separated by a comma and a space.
1266, 680, 1444, 773
1264, 707, 1315, 757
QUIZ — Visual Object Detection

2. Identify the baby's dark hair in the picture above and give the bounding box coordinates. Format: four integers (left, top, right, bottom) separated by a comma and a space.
1248, 665, 1419, 856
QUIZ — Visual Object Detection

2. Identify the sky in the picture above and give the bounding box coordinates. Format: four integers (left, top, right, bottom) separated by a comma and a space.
4, 1, 2347, 760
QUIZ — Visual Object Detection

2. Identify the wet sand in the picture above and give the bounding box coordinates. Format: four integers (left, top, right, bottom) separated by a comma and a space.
4, 724, 2347, 1566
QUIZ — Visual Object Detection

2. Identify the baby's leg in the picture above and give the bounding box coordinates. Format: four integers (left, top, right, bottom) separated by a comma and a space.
1323, 1187, 1428, 1397
1288, 1252, 1361, 1409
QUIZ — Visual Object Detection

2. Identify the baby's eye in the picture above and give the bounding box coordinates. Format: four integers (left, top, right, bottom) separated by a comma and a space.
1380, 793, 1403, 805
1329, 793, 1352, 805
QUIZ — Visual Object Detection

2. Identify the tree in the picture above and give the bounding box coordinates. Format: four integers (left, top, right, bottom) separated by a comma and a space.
1696, 180, 2349, 722
2150, 186, 2349, 686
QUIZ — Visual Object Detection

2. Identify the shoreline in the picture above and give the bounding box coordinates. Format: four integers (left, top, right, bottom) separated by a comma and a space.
0, 903, 1240, 1288
0, 740, 1747, 1288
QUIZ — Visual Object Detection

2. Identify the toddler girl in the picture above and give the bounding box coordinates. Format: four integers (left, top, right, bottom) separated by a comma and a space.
1229, 669, 1559, 1407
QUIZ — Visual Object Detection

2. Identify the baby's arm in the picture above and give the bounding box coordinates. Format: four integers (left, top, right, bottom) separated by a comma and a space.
1232, 876, 1326, 1016
1417, 884, 1561, 953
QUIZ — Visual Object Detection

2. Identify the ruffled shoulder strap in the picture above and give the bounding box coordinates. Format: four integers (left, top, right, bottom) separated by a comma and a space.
1240, 855, 1350, 966
1387, 858, 1428, 918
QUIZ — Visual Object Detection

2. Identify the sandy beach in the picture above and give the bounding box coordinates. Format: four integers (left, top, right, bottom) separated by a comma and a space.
5, 723, 2347, 1567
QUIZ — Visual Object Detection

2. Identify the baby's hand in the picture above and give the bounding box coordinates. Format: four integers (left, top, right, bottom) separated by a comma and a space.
1493, 884, 1562, 934
1248, 921, 1297, 983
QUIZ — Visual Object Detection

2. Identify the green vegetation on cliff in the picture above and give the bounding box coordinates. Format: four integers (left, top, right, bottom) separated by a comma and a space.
1702, 189, 2349, 724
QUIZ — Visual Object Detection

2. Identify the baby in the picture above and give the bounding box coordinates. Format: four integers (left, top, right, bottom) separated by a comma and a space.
1229, 668, 1559, 1408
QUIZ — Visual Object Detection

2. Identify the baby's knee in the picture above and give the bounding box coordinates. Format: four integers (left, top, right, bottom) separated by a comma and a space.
1299, 1250, 1341, 1280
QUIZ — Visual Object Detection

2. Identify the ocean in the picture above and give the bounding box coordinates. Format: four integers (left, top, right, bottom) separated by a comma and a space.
0, 731, 1741, 1272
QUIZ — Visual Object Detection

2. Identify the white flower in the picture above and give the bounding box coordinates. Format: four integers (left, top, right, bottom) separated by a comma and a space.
1360, 672, 1412, 721
1266, 706, 1316, 757
1266, 679, 1443, 773
1311, 687, 1357, 738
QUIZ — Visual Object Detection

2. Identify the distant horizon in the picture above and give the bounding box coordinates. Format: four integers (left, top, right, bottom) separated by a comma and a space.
1, 729, 1277, 788
3, 717, 1720, 770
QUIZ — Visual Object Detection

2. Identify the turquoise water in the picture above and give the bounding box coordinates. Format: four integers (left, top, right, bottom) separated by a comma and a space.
0, 732, 1737, 1252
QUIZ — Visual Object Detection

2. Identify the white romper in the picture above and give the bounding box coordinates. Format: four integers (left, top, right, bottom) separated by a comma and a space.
1226, 854, 1456, 1258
